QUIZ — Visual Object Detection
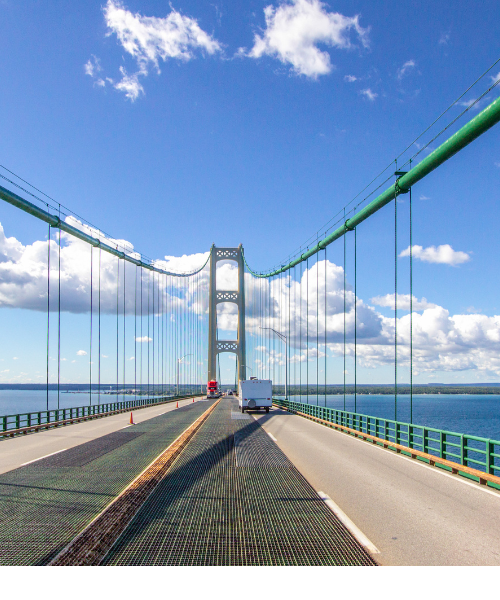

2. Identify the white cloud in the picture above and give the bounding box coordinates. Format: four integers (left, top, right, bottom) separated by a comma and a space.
135, 336, 152, 343
0, 221, 209, 315
103, 0, 221, 99
490, 71, 500, 84
419, 195, 430, 200
84, 55, 102, 78
13, 357, 18, 360
439, 31, 450, 45
76, 350, 87, 356
344, 74, 357, 82
397, 59, 416, 80
112, 67, 144, 102
371, 294, 436, 312
359, 88, 377, 101
399, 244, 470, 266
246, 0, 369, 78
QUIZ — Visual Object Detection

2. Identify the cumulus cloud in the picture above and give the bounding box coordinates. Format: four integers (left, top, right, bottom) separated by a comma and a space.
399, 244, 470, 266
371, 294, 437, 312
397, 59, 416, 80
0, 221, 209, 315
135, 336, 152, 343
103, 0, 221, 99
245, 0, 369, 78
344, 74, 357, 82
76, 350, 87, 356
359, 88, 377, 101
491, 71, 500, 84
112, 67, 144, 102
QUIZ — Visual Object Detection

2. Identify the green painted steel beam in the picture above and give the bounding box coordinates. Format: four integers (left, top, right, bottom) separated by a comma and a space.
245, 94, 500, 277
0, 184, 210, 277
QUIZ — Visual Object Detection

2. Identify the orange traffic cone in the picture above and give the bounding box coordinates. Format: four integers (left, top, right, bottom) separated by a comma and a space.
129, 412, 134, 425
176, 401, 179, 408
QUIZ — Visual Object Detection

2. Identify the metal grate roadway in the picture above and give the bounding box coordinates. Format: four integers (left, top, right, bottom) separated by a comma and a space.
0, 400, 216, 565
102, 398, 377, 566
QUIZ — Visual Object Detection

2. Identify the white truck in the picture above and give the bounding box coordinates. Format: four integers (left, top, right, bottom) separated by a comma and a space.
238, 378, 273, 413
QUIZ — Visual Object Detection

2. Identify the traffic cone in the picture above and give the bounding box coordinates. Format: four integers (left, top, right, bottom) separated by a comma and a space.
176, 401, 179, 408
192, 398, 194, 403
129, 412, 134, 425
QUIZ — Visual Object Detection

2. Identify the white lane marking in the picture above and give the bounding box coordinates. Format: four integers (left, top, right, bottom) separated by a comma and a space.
21, 448, 68, 466
317, 491, 380, 555
267, 431, 277, 442
365, 440, 500, 499
301, 414, 500, 499
121, 425, 133, 429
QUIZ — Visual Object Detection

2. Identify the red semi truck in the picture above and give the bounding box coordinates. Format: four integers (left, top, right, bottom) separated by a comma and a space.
207, 380, 221, 398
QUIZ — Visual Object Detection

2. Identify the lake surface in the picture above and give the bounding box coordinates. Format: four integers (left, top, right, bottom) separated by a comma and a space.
1, 390, 500, 442
280, 394, 500, 441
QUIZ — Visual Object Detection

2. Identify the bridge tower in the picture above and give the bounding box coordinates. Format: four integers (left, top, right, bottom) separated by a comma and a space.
208, 245, 246, 384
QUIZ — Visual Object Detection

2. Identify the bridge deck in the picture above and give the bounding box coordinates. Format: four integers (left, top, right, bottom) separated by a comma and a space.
102, 398, 376, 566
0, 399, 216, 566
0, 397, 376, 566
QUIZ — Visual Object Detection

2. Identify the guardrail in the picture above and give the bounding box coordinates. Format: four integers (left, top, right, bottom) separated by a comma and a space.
273, 398, 500, 487
0, 393, 205, 438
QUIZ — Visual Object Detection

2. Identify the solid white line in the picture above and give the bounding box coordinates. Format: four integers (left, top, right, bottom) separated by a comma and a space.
21, 448, 68, 466
317, 491, 380, 555
267, 431, 277, 442
300, 413, 500, 499
365, 440, 500, 499
121, 425, 133, 429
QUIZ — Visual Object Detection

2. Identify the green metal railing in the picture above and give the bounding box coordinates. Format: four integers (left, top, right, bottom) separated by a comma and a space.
0, 392, 205, 434
274, 398, 500, 482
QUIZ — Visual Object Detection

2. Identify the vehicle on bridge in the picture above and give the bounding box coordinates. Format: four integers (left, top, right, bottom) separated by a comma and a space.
207, 380, 222, 398
238, 379, 272, 413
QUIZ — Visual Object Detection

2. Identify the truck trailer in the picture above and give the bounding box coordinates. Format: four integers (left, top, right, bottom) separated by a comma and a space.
238, 379, 272, 413
207, 380, 221, 398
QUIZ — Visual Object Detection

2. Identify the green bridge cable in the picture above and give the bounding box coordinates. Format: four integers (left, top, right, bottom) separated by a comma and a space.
354, 227, 357, 413
58, 206, 61, 411
410, 172, 413, 424
343, 226, 346, 412
324, 247, 327, 407
241, 94, 500, 278
46, 220, 50, 412
90, 245, 93, 406
394, 177, 398, 422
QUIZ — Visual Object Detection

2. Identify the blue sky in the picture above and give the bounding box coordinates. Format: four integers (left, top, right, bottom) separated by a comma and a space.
1, 0, 500, 387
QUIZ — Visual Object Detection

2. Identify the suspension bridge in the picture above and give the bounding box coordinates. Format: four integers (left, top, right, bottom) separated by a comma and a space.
1, 87, 500, 566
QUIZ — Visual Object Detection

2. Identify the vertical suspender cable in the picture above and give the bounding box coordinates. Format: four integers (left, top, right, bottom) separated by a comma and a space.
116, 256, 119, 403
123, 256, 126, 398
140, 267, 143, 397
300, 262, 302, 400
395, 187, 398, 421
135, 265, 137, 402
90, 246, 93, 406
324, 248, 327, 407
354, 227, 357, 414
409, 174, 413, 424
58, 206, 61, 411
153, 271, 155, 397
316, 248, 319, 405
98, 247, 101, 406
46, 221, 50, 412
306, 257, 309, 404
343, 225, 346, 412
148, 271, 150, 398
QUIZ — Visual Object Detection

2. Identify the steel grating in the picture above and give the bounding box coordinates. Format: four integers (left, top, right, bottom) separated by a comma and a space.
102, 398, 377, 566
0, 400, 217, 565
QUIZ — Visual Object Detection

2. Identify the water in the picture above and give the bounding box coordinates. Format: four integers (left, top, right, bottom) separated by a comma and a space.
0, 390, 167, 417
282, 394, 500, 441
2, 390, 500, 442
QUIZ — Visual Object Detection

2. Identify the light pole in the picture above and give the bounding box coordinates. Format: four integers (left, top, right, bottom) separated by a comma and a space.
241, 365, 252, 379
177, 354, 193, 397
260, 327, 287, 400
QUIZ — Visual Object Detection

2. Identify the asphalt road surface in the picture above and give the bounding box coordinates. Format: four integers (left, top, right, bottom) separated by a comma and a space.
0, 396, 204, 475
252, 407, 500, 566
